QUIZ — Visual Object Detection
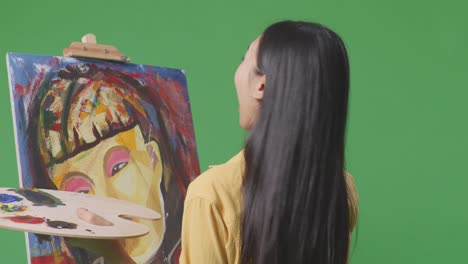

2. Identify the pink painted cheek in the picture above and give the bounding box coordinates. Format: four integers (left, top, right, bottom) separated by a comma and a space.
106, 149, 130, 177
63, 177, 93, 193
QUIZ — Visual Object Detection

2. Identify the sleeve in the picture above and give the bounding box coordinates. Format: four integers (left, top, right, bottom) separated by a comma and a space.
179, 196, 228, 264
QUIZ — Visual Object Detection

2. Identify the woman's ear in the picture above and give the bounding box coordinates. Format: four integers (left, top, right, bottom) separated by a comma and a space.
145, 141, 161, 169
252, 75, 266, 100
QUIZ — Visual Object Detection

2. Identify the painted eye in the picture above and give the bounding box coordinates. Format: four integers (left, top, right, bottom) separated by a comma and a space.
62, 177, 93, 194
106, 148, 130, 177
111, 162, 128, 176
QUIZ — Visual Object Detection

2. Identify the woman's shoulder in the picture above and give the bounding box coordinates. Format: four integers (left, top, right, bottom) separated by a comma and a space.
184, 150, 245, 223
187, 150, 244, 197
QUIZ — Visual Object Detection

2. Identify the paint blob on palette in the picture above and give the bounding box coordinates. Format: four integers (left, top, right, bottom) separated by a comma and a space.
1, 204, 27, 212
46, 219, 77, 229
0, 187, 160, 239
9, 188, 65, 207
0, 193, 23, 203
2, 215, 45, 224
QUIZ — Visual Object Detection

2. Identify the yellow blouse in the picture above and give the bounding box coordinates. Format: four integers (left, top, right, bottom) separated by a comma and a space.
179, 151, 358, 264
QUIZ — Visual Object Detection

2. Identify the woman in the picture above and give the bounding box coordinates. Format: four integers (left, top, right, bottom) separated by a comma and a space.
180, 21, 358, 264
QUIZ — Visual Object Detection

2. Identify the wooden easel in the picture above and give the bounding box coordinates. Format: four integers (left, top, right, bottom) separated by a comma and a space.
63, 33, 130, 62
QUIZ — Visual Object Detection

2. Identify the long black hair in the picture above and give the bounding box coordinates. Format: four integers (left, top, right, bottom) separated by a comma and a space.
241, 21, 351, 264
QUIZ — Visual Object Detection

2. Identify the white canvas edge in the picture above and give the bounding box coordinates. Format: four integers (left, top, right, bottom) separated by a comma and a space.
6, 52, 32, 264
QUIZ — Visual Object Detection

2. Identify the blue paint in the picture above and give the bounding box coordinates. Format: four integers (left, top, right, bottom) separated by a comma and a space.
0, 193, 23, 203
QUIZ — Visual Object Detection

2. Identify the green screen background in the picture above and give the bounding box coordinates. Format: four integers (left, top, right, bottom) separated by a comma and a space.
0, 0, 466, 263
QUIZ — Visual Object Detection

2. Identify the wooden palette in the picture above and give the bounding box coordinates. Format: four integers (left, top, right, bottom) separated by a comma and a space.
0, 187, 160, 239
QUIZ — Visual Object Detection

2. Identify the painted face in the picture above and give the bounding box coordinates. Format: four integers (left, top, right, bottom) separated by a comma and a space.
234, 36, 265, 130
49, 125, 164, 262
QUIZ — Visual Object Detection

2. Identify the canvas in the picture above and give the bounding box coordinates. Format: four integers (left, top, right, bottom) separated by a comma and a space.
6, 53, 200, 264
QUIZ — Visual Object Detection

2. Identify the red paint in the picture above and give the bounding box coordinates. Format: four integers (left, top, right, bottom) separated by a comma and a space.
85, 77, 95, 87
107, 75, 126, 88
48, 57, 60, 66
31, 253, 75, 264
49, 123, 62, 132
129, 72, 142, 78
173, 244, 182, 264
3, 215, 45, 224
113, 85, 128, 98
15, 84, 26, 96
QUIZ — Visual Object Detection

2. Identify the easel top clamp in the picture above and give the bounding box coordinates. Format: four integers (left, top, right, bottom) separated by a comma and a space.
63, 33, 130, 62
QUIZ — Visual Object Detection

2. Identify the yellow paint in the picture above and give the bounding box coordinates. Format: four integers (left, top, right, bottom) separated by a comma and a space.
115, 129, 136, 151
79, 111, 90, 119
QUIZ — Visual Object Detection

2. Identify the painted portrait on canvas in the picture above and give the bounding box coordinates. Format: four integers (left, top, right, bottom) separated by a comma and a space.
7, 53, 200, 264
